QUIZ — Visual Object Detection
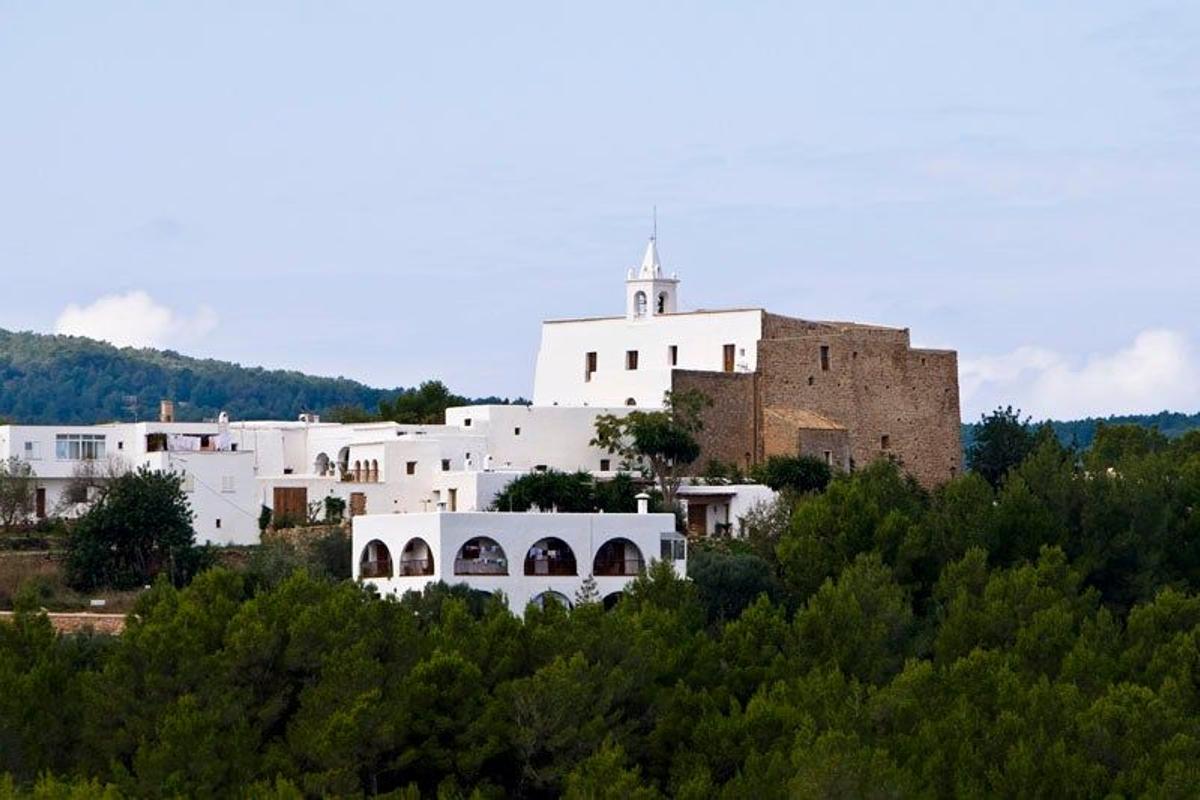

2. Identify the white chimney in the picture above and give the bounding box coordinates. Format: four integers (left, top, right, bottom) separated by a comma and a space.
635, 492, 651, 514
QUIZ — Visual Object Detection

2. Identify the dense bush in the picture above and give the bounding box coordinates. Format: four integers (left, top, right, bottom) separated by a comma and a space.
3, 424, 1200, 796
64, 468, 211, 591
490, 470, 650, 514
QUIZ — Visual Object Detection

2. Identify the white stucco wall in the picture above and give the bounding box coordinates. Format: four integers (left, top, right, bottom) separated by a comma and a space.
353, 510, 685, 613
531, 309, 765, 408
676, 483, 779, 536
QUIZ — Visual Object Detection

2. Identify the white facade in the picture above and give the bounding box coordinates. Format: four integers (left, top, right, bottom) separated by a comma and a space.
352, 510, 687, 612
0, 421, 260, 545
533, 238, 764, 408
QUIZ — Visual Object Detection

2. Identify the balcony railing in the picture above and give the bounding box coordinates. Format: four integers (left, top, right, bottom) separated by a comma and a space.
593, 558, 645, 577
454, 558, 508, 576
399, 558, 435, 576
360, 559, 392, 579
524, 558, 577, 576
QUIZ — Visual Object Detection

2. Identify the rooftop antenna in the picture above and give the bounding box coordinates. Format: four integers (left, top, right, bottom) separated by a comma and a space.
652, 205, 657, 241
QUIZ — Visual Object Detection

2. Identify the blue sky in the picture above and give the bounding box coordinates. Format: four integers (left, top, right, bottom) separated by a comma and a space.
2, 2, 1198, 420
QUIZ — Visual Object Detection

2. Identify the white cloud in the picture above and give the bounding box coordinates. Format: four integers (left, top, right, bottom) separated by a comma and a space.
55, 291, 217, 349
960, 329, 1200, 420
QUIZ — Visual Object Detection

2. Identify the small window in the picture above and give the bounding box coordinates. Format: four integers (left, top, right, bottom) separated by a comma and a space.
657, 292, 668, 313
668, 345, 678, 366
634, 291, 647, 317
23, 441, 40, 460
625, 398, 637, 406
463, 418, 472, 427
441, 459, 451, 471
220, 476, 235, 493
600, 458, 611, 471
406, 461, 417, 475
880, 435, 891, 451
181, 473, 195, 493
820, 345, 830, 371
283, 467, 294, 475
723, 344, 735, 372
585, 351, 597, 382
535, 464, 548, 472
824, 451, 833, 466
513, 427, 521, 436
626, 350, 639, 370
117, 441, 124, 451
215, 518, 222, 529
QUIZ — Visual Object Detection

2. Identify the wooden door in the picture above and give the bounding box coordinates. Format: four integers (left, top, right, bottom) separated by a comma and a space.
349, 492, 366, 517
687, 503, 707, 536
272, 487, 308, 523
35, 488, 46, 519
723, 344, 735, 372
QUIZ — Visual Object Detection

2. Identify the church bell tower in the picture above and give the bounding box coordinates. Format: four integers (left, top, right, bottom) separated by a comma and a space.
625, 236, 680, 320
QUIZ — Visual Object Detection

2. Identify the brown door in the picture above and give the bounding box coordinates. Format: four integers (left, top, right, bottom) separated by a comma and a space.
35, 488, 46, 519
448, 488, 457, 512
687, 503, 707, 536
723, 344, 735, 372
349, 492, 366, 517
272, 487, 308, 523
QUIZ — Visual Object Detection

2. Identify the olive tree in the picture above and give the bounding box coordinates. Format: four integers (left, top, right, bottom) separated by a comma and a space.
0, 456, 38, 530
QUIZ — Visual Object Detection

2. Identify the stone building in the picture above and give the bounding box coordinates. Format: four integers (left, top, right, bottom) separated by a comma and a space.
533, 238, 961, 487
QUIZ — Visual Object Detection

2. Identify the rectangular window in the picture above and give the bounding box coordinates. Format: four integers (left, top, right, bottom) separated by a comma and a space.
723, 344, 735, 372
181, 473, 195, 493
220, 476, 235, 493
820, 345, 830, 371
600, 458, 611, 471
668, 345, 678, 366
441, 458, 451, 471
463, 418, 472, 427
880, 435, 891, 451
23, 441, 40, 460
406, 461, 417, 475
823, 450, 833, 466
513, 427, 521, 436
585, 351, 597, 381
626, 350, 639, 370
215, 518, 222, 529
54, 434, 106, 461
535, 464, 548, 472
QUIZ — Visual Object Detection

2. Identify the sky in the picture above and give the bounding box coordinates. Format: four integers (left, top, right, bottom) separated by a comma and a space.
1, 2, 1198, 421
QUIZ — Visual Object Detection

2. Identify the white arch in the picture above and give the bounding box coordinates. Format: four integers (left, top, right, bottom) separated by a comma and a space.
454, 536, 509, 575
359, 539, 393, 579
400, 537, 435, 576
593, 537, 645, 577
532, 590, 572, 611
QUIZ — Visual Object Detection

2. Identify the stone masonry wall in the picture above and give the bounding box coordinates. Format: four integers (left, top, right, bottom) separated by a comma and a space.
671, 370, 758, 470
756, 327, 961, 488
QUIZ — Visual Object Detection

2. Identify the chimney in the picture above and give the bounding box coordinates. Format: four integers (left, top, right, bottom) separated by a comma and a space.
635, 492, 651, 514
159, 399, 175, 423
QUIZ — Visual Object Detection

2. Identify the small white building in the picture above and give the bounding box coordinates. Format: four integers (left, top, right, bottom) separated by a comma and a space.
352, 508, 687, 613
676, 483, 779, 536
0, 413, 259, 545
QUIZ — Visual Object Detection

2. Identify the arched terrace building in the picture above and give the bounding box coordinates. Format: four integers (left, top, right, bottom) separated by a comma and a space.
352, 510, 686, 614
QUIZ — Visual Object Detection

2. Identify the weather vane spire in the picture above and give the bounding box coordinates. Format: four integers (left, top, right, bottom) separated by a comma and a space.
652, 205, 657, 242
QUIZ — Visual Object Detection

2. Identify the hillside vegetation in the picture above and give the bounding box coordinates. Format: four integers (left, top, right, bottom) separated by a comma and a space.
4, 426, 1200, 796
0, 329, 516, 424
962, 409, 1200, 453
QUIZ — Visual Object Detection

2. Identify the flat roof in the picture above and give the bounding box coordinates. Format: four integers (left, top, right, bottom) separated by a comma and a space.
543, 307, 765, 324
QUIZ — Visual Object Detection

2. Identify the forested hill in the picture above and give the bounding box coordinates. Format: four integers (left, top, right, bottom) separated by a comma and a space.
962, 410, 1200, 452
0, 329, 467, 424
